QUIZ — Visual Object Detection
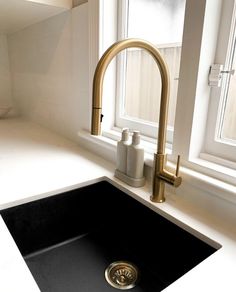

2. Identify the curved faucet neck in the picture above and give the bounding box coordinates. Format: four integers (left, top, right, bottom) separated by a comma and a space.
91, 38, 170, 155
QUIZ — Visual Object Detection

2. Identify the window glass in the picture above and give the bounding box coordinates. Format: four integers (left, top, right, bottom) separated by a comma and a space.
117, 0, 186, 138
128, 0, 185, 44
220, 37, 236, 143
202, 0, 236, 165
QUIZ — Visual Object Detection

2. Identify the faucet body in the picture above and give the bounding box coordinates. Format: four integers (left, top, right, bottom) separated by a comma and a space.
91, 38, 181, 202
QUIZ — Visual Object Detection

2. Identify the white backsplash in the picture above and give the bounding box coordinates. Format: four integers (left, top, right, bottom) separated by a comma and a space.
7, 4, 89, 142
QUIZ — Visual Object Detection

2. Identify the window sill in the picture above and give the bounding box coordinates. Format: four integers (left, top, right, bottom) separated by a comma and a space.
78, 129, 236, 205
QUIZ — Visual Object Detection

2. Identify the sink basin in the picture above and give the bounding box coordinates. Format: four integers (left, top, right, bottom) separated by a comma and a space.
1, 181, 218, 291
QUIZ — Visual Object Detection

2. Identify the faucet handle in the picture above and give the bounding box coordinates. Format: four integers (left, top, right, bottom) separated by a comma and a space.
176, 155, 181, 177
173, 154, 182, 187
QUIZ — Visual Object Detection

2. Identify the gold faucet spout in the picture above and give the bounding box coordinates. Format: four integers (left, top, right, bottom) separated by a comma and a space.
91, 38, 182, 203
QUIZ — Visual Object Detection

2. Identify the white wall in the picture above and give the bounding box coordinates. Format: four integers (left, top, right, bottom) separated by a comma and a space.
8, 4, 89, 142
0, 35, 13, 107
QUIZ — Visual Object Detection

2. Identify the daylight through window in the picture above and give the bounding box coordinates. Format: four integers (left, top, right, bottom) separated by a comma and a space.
116, 0, 186, 142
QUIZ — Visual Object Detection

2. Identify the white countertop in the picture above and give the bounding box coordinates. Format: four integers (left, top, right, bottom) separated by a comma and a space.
0, 118, 236, 292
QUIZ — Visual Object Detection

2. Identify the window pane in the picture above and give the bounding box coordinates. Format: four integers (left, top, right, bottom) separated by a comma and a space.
121, 0, 186, 132
128, 0, 185, 44
124, 46, 181, 128
220, 40, 236, 142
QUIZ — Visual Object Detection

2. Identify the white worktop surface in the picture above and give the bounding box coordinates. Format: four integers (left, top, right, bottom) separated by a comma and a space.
0, 118, 236, 292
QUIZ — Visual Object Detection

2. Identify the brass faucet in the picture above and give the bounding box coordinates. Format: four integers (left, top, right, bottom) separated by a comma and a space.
91, 38, 182, 202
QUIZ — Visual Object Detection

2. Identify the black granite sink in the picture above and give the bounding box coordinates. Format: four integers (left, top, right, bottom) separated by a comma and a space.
1, 181, 218, 292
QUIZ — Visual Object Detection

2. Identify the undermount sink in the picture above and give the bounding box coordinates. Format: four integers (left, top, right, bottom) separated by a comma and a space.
1, 181, 218, 291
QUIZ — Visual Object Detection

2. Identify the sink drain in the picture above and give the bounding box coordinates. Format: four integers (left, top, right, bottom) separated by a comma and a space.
105, 261, 139, 290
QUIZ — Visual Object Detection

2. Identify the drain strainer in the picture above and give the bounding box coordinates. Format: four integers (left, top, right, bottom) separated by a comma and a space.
105, 261, 139, 290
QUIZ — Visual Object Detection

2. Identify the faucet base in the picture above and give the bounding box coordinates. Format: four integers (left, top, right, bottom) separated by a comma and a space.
151, 175, 166, 203
150, 195, 166, 203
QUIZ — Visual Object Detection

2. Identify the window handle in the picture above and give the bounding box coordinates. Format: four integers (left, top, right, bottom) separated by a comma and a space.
209, 64, 235, 87
221, 69, 235, 75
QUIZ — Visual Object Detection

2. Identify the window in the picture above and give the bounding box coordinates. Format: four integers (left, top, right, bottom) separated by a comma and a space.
204, 0, 236, 163
87, 0, 236, 189
115, 0, 186, 144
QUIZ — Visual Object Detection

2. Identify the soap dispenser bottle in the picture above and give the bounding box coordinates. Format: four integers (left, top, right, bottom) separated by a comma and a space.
116, 128, 130, 174
127, 131, 144, 179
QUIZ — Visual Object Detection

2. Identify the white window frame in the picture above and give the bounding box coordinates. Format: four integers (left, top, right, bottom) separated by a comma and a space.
203, 0, 236, 163
167, 0, 236, 185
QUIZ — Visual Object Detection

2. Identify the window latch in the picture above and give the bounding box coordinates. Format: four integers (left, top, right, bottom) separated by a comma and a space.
221, 69, 235, 75
209, 64, 235, 87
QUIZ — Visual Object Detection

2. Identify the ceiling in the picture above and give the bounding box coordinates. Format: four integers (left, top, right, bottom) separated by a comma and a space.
0, 0, 72, 34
